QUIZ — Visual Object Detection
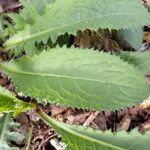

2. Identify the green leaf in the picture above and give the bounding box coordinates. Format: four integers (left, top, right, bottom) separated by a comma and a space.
8, 13, 26, 31
119, 27, 143, 50
0, 113, 24, 150
118, 51, 150, 75
10, 0, 53, 27
39, 110, 150, 150
20, 0, 55, 16
0, 48, 149, 110
4, 0, 150, 53
2, 0, 54, 55
0, 86, 35, 116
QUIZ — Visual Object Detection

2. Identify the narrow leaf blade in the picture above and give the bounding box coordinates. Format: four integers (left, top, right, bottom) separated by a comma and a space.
39, 110, 150, 150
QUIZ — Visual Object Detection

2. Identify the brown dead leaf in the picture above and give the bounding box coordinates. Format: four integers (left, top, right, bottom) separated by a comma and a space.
50, 105, 66, 116
0, 0, 21, 13
66, 111, 91, 124
143, 0, 150, 10
144, 31, 150, 43
139, 119, 150, 132
92, 113, 107, 131
116, 114, 131, 131
74, 29, 120, 51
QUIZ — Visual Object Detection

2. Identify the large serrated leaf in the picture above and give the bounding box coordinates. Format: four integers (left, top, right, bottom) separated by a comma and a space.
0, 48, 149, 110
4, 0, 150, 52
0, 86, 35, 116
38, 110, 150, 150
0, 113, 24, 150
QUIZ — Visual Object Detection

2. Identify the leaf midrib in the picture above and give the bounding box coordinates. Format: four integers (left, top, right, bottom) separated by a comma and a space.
5, 12, 137, 47
1, 64, 136, 89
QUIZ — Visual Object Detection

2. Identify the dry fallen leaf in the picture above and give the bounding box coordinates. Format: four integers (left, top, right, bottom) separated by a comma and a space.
143, 0, 150, 10
74, 29, 119, 51
144, 31, 150, 43
139, 119, 150, 132
116, 114, 131, 131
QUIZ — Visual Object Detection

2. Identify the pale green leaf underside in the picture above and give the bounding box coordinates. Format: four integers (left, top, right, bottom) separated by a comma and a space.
39, 110, 150, 150
0, 113, 24, 150
0, 86, 35, 116
4, 0, 150, 50
118, 51, 150, 75
0, 48, 149, 110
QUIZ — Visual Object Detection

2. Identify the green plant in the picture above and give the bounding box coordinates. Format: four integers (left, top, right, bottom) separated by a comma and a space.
3, 0, 150, 54
0, 86, 34, 116
38, 110, 150, 150
0, 0, 150, 149
0, 48, 149, 110
0, 113, 24, 150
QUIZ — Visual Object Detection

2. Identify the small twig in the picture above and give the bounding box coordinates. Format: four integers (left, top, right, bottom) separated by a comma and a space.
38, 139, 45, 150
32, 135, 44, 143
38, 134, 58, 150
83, 111, 99, 126
2, 2, 22, 13
37, 134, 58, 150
